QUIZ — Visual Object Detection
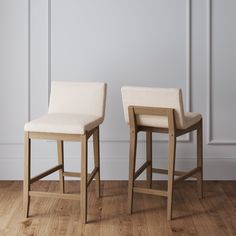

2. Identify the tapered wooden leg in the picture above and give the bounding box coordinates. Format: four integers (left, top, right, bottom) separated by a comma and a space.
197, 119, 203, 199
146, 131, 152, 188
128, 130, 137, 214
167, 134, 176, 220
57, 140, 65, 193
81, 134, 88, 224
93, 127, 100, 198
23, 132, 31, 218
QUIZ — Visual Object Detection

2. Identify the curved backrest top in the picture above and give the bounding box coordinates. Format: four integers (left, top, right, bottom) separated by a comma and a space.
121, 86, 185, 129
48, 81, 107, 119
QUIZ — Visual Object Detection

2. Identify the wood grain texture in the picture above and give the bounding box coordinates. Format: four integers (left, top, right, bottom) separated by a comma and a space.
126, 106, 203, 221
24, 125, 102, 226
0, 181, 236, 236
197, 119, 203, 198
81, 134, 88, 224
23, 132, 31, 218
93, 127, 101, 198
146, 131, 152, 188
127, 129, 137, 214
167, 133, 176, 221
57, 140, 65, 193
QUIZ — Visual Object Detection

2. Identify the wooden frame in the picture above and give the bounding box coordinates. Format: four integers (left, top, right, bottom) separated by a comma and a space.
127, 106, 203, 220
23, 126, 101, 224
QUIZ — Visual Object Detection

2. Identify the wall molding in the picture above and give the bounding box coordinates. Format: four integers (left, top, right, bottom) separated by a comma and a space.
46, 0, 193, 143
28, 0, 31, 123
206, 0, 236, 145
48, 0, 51, 103
0, 0, 31, 146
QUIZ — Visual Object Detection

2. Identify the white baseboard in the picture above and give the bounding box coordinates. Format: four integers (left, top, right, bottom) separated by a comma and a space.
0, 157, 236, 180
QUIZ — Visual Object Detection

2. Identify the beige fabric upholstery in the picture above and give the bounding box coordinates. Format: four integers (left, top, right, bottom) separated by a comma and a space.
24, 114, 103, 134
24, 81, 107, 134
48, 81, 106, 118
121, 86, 201, 130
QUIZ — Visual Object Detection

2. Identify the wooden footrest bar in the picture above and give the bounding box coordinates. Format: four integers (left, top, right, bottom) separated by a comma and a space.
30, 164, 63, 184
63, 169, 99, 186
29, 191, 80, 200
174, 167, 201, 183
63, 171, 81, 178
152, 167, 199, 179
87, 167, 99, 187
133, 187, 167, 197
134, 161, 151, 180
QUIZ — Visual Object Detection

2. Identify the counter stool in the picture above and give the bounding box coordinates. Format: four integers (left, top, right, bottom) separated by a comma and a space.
121, 86, 203, 220
24, 81, 107, 224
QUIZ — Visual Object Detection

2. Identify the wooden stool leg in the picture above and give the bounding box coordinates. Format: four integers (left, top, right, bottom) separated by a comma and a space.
167, 134, 176, 220
128, 130, 137, 214
93, 127, 101, 198
57, 140, 65, 193
81, 135, 88, 224
197, 119, 203, 198
23, 132, 31, 218
146, 131, 152, 188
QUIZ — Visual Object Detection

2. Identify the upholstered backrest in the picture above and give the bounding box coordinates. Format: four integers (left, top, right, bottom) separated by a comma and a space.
48, 81, 107, 119
121, 86, 185, 129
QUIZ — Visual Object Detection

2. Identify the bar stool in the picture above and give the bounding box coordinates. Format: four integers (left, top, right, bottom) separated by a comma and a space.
121, 86, 203, 220
24, 81, 107, 224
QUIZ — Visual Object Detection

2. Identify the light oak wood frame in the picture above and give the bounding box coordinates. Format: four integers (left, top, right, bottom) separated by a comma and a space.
23, 126, 101, 224
127, 106, 203, 220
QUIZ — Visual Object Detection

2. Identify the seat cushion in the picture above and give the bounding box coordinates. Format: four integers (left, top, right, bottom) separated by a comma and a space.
24, 113, 103, 135
182, 112, 202, 129
136, 112, 201, 130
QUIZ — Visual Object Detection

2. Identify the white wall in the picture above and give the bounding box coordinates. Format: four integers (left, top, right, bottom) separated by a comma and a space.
0, 0, 236, 180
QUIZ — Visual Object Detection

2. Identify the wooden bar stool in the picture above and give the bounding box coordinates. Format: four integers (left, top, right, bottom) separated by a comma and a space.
23, 81, 107, 224
121, 86, 203, 220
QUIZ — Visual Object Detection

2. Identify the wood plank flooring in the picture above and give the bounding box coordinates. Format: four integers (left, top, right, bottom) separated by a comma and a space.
0, 181, 235, 236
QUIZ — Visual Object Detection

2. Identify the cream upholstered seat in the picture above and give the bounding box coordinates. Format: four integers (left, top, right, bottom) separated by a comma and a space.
121, 86, 203, 221
23, 81, 107, 224
24, 114, 103, 134
121, 86, 201, 129
25, 81, 106, 134
184, 112, 202, 129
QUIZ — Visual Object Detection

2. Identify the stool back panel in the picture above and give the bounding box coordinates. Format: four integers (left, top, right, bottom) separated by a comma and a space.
121, 86, 185, 129
48, 81, 107, 119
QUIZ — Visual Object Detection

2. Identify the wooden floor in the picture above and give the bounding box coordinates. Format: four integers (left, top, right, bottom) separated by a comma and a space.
0, 181, 235, 236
